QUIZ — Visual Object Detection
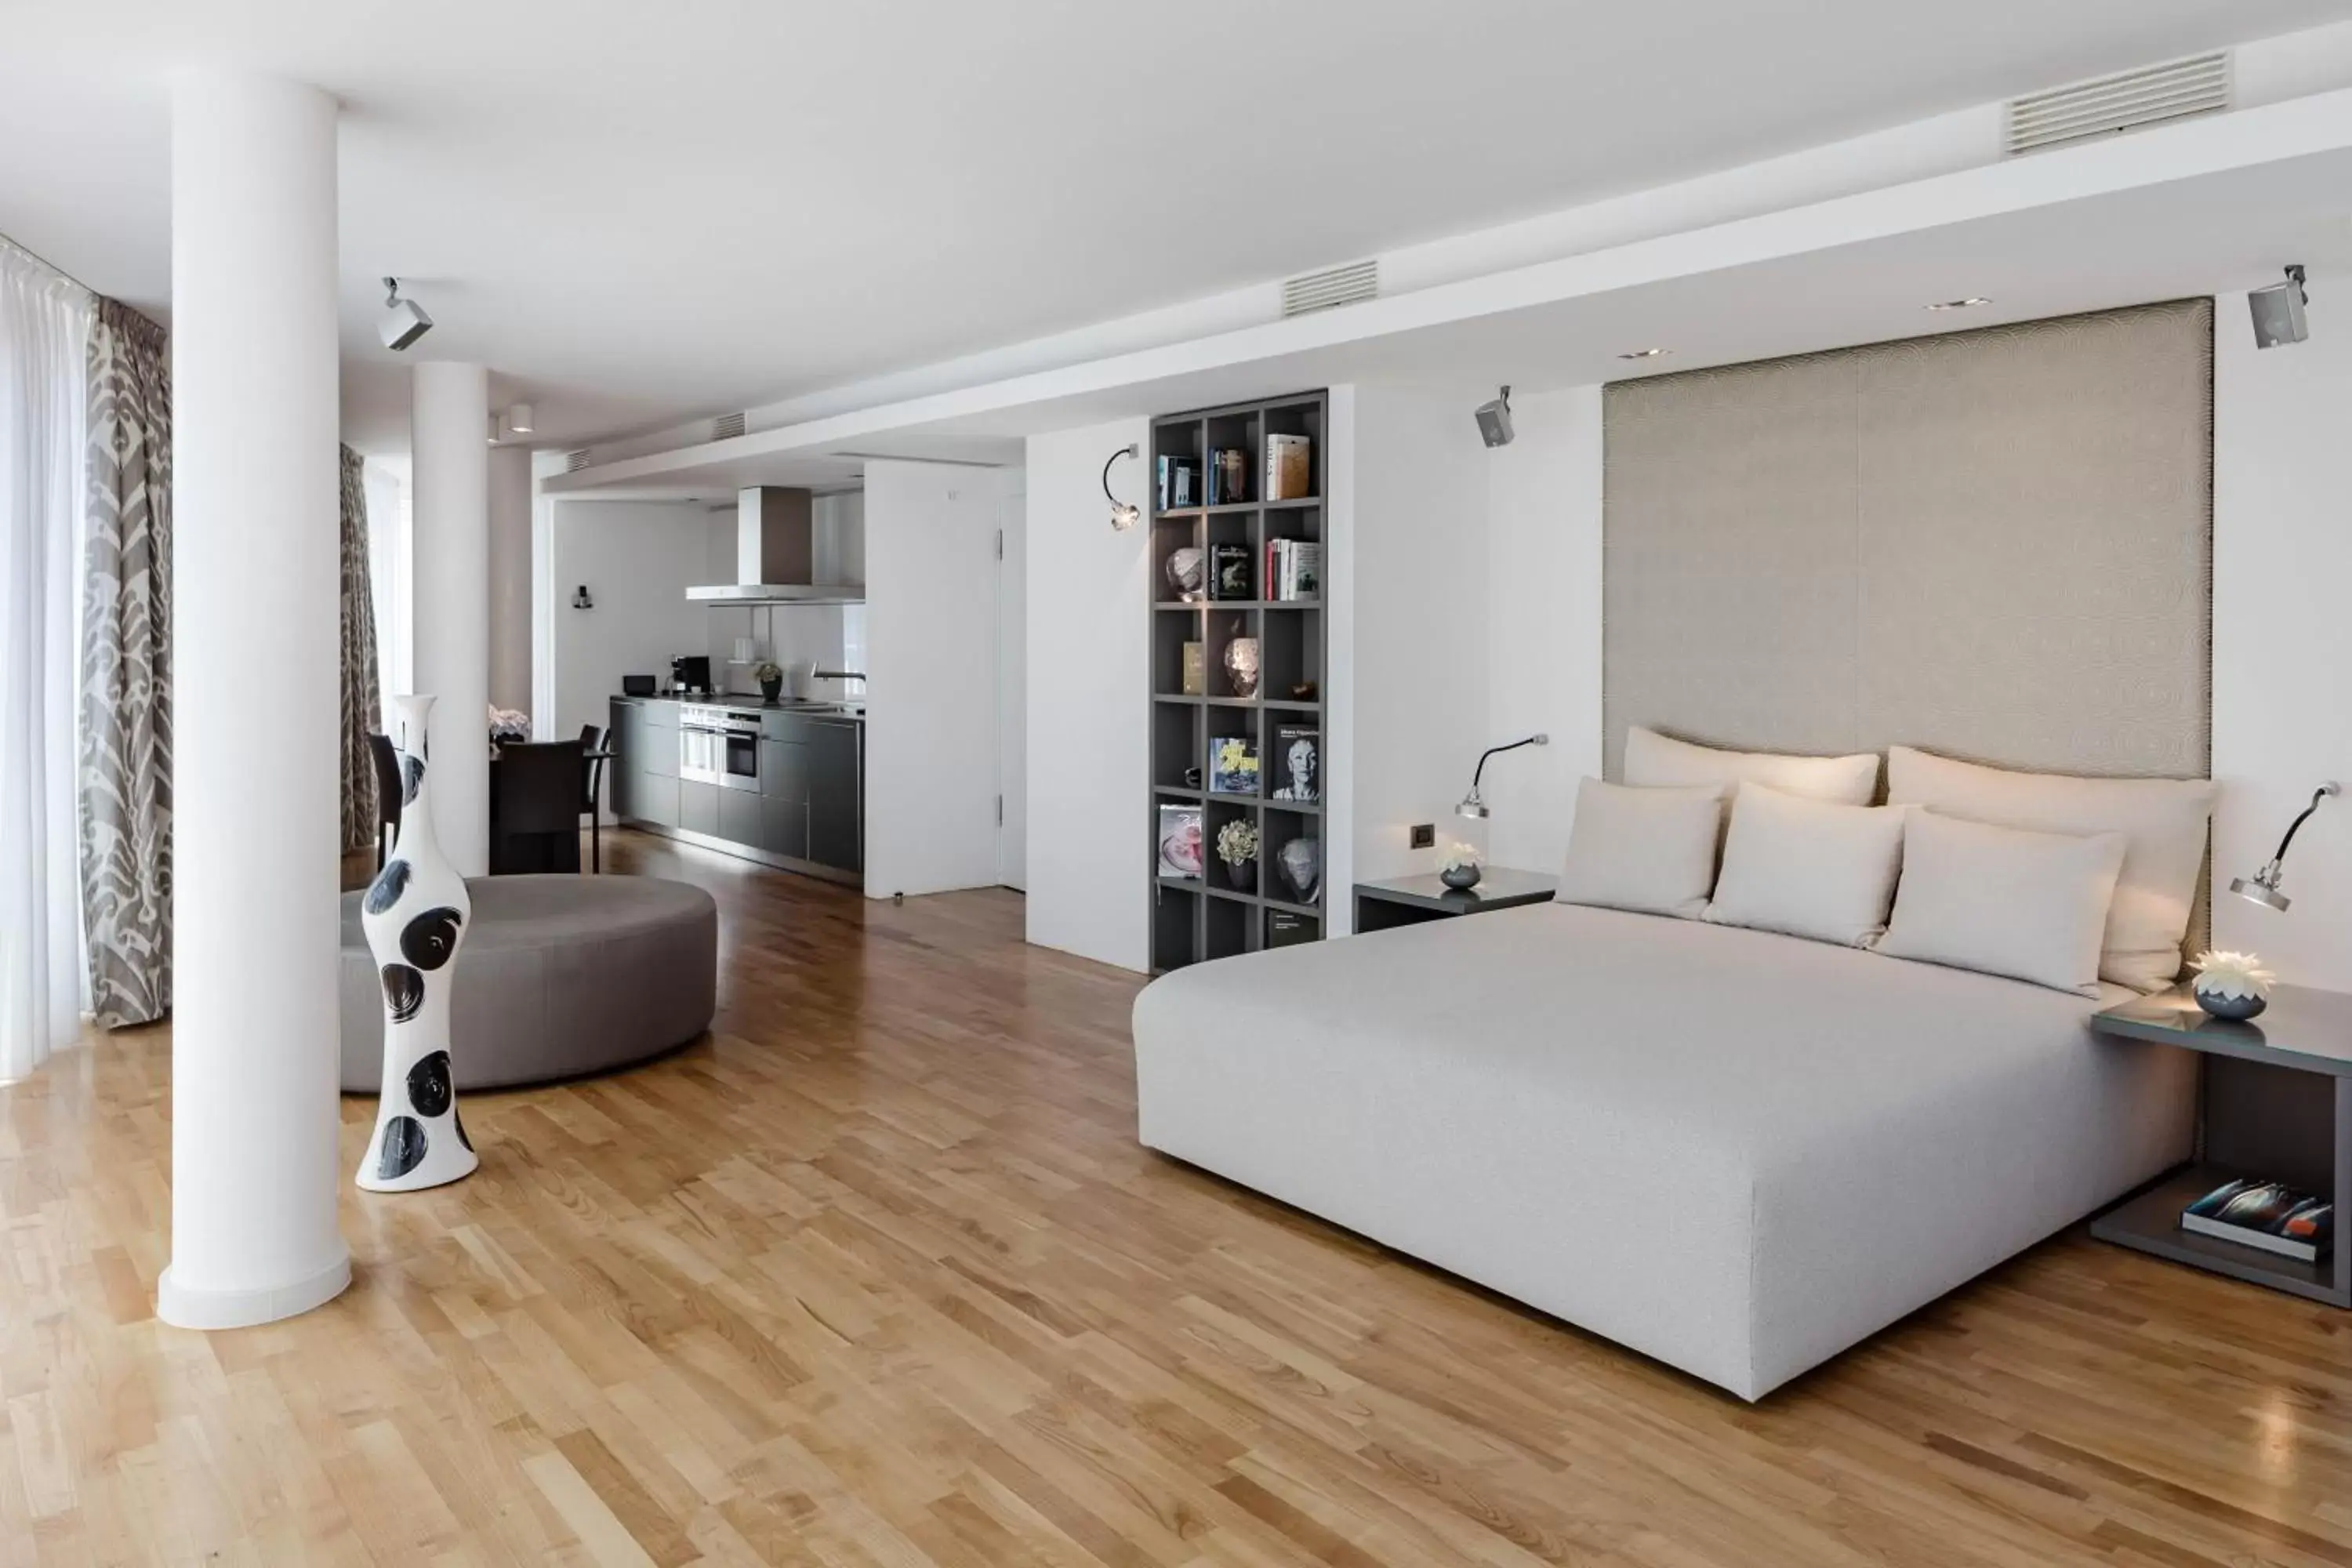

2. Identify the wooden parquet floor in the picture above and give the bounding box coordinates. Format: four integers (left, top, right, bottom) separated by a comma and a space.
2, 829, 2348, 1566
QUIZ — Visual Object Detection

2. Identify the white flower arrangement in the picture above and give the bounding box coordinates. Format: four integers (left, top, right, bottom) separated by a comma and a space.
2191, 950, 2274, 1002
1215, 819, 1259, 866
1439, 840, 1483, 873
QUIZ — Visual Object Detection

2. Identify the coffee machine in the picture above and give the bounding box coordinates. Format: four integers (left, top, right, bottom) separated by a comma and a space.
670, 655, 713, 696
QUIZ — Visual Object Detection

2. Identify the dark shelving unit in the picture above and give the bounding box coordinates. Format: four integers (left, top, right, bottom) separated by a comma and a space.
1148, 390, 1327, 974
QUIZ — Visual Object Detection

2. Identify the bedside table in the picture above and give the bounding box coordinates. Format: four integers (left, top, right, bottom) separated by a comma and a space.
1353, 867, 1559, 934
2088, 982, 2350, 1307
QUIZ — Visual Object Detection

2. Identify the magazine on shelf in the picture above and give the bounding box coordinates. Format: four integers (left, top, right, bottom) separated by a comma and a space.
1267, 909, 1315, 947
1210, 736, 1259, 796
1271, 725, 1319, 801
1156, 804, 1203, 879
2180, 1175, 2333, 1261
1209, 542, 1253, 601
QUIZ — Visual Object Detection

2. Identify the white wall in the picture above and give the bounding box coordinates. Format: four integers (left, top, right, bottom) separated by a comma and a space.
863, 460, 1004, 898
546, 499, 713, 743
1024, 419, 1149, 970
486, 445, 534, 713
1485, 386, 1604, 875
997, 479, 1028, 890
2212, 278, 2352, 989
1341, 383, 1494, 891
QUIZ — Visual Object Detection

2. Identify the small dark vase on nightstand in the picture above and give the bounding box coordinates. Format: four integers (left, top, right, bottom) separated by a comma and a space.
1441, 863, 1482, 891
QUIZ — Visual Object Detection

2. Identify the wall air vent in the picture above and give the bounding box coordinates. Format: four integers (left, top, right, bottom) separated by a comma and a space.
563, 448, 591, 474
1282, 259, 1379, 318
712, 412, 746, 441
2004, 52, 2229, 157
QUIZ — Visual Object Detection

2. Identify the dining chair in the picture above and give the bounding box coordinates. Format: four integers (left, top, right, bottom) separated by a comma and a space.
489, 740, 585, 874
578, 724, 610, 873
367, 733, 402, 869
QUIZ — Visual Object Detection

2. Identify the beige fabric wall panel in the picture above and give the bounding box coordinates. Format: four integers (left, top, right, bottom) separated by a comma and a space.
1603, 299, 2212, 786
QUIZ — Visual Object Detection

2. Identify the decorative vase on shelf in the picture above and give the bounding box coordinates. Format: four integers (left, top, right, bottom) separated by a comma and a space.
357, 695, 480, 1192
1225, 858, 1254, 891
2191, 951, 2274, 1022
1279, 837, 1320, 902
1225, 637, 1261, 699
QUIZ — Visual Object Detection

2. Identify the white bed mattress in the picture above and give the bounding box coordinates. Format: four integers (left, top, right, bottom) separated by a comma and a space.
1131, 902, 2195, 1399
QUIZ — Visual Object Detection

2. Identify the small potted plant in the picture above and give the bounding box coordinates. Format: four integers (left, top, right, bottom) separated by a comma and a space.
1439, 839, 1483, 891
1216, 818, 1259, 890
753, 660, 785, 703
2192, 950, 2274, 1020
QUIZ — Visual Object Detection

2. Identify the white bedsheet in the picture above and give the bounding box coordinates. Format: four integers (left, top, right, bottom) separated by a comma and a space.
1131, 902, 2194, 1399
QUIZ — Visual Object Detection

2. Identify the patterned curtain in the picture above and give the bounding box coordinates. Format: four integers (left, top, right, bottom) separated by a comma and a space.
78, 296, 171, 1029
340, 445, 381, 853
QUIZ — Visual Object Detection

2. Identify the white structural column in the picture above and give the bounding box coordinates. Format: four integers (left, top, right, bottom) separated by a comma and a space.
486, 445, 532, 716
411, 362, 491, 874
161, 71, 351, 1328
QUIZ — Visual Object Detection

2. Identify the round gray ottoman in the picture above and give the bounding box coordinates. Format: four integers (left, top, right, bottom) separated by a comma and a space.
341, 874, 717, 1092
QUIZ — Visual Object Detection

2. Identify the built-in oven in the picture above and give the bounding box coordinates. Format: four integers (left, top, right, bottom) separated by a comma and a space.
678, 705, 763, 792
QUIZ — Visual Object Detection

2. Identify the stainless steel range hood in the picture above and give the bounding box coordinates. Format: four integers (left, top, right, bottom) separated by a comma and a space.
687, 486, 864, 605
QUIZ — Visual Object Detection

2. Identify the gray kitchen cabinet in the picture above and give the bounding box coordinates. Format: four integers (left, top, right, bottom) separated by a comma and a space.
608, 760, 634, 818
678, 778, 720, 836
718, 787, 762, 848
807, 720, 862, 875
761, 796, 809, 860
630, 771, 679, 828
760, 738, 808, 801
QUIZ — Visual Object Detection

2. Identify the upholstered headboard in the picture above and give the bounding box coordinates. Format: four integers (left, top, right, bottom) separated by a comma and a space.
1602, 298, 2214, 949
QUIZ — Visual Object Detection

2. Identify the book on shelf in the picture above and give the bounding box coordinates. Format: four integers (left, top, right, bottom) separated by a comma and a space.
2180, 1175, 2333, 1261
1267, 909, 1315, 947
1209, 541, 1253, 601
1261, 538, 1322, 601
1265, 433, 1312, 500
1271, 725, 1319, 801
1206, 447, 1249, 506
1156, 804, 1203, 879
1210, 736, 1259, 796
1156, 455, 1200, 511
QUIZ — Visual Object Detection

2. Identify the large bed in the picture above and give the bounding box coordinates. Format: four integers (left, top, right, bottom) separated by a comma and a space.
1131, 902, 2196, 1399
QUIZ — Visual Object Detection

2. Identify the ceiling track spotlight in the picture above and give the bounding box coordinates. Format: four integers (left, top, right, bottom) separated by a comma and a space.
1926, 296, 1993, 311
379, 276, 433, 351
1617, 347, 1670, 360
1103, 443, 1141, 531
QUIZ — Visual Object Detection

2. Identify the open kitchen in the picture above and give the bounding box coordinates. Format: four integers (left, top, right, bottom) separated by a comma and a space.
543, 459, 1020, 902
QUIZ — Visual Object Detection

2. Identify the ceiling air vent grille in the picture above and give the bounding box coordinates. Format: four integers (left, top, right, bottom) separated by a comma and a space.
563, 448, 591, 474
2005, 52, 2229, 156
1282, 260, 1378, 318
712, 412, 746, 441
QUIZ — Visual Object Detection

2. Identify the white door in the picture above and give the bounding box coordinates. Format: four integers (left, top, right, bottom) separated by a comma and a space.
996, 481, 1028, 889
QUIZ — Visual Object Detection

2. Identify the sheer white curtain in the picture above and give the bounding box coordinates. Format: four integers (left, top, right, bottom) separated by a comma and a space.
0, 241, 92, 1081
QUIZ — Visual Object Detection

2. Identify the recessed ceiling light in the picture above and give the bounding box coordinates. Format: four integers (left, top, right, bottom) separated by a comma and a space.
1926, 297, 1993, 311
1618, 347, 1671, 360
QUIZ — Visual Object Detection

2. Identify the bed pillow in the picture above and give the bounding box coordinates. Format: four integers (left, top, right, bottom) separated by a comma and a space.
1555, 778, 1725, 920
1886, 746, 2214, 993
1624, 725, 1878, 806
1703, 784, 1907, 948
1877, 809, 2127, 996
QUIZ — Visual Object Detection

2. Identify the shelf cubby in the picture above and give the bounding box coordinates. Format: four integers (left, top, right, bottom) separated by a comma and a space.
1148, 390, 1329, 974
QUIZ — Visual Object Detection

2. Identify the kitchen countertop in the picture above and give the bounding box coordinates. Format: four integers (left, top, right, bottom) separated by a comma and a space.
613, 692, 866, 720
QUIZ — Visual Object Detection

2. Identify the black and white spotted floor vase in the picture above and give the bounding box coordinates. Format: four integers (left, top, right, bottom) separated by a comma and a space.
357, 695, 481, 1192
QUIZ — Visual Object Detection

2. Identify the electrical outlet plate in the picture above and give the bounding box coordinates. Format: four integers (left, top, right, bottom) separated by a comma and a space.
1410, 824, 1436, 849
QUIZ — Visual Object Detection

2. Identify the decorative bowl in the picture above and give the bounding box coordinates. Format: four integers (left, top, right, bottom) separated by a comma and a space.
1440, 863, 1481, 891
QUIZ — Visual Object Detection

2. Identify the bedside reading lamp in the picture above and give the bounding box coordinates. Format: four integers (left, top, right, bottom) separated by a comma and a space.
2230, 781, 2340, 913
1457, 734, 1549, 819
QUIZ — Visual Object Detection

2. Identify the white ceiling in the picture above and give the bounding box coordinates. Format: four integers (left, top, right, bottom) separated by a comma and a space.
3, 0, 2347, 454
